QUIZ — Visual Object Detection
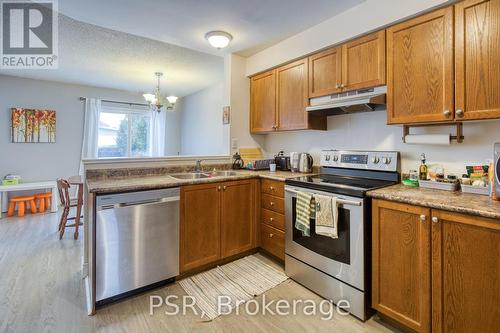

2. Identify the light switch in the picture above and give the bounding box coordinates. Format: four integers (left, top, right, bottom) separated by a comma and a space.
231, 139, 238, 149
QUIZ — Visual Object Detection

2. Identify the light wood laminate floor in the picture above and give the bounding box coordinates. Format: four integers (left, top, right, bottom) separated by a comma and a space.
0, 210, 396, 333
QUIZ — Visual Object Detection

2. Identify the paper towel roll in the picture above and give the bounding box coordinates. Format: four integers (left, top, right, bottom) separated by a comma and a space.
404, 134, 451, 145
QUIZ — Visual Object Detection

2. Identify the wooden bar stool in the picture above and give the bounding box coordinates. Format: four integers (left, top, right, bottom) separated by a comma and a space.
35, 192, 52, 213
7, 195, 37, 217
57, 178, 83, 239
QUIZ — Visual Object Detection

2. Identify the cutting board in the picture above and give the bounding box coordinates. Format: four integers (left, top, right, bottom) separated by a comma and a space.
239, 148, 264, 165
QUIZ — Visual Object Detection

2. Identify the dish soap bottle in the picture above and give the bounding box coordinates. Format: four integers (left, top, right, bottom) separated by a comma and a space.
419, 153, 428, 180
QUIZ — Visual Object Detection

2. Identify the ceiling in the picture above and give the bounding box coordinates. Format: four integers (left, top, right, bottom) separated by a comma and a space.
0, 15, 224, 97
57, 0, 365, 57
1, 0, 364, 95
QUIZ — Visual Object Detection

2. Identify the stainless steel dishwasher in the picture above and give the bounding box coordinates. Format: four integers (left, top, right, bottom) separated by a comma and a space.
95, 188, 179, 305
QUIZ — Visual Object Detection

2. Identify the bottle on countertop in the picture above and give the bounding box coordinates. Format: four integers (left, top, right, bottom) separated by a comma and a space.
419, 153, 428, 180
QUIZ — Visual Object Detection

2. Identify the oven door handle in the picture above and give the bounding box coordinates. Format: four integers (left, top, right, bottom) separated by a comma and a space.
285, 188, 362, 206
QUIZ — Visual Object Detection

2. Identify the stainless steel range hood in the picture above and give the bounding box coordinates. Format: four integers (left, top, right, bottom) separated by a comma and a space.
306, 86, 386, 116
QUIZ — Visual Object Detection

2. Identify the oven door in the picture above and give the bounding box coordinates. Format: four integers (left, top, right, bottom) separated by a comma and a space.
285, 185, 365, 291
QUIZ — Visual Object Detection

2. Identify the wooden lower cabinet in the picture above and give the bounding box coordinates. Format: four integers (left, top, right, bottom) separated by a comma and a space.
221, 180, 256, 258
373, 199, 500, 333
431, 210, 500, 333
180, 180, 257, 273
260, 223, 285, 261
372, 200, 431, 333
180, 183, 221, 273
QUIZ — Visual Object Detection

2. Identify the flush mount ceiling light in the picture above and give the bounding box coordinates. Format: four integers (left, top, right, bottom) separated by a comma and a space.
143, 72, 178, 112
205, 31, 233, 49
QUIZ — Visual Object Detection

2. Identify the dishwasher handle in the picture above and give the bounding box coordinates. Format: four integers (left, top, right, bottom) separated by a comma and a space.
98, 196, 180, 210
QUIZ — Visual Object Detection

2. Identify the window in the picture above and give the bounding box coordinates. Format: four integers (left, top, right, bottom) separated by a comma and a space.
98, 106, 152, 158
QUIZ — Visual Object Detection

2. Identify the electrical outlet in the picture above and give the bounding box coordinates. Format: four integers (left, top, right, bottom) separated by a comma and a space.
231, 139, 238, 150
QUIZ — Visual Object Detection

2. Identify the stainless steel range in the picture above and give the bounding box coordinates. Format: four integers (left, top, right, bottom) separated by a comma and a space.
284, 150, 400, 320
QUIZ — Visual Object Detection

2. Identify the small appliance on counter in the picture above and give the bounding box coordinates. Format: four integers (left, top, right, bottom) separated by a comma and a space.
290, 152, 313, 173
232, 152, 245, 170
494, 143, 500, 198
275, 151, 291, 171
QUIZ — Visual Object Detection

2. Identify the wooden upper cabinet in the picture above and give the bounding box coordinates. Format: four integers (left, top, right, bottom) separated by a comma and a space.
180, 183, 221, 273
342, 31, 386, 91
455, 0, 500, 120
308, 46, 342, 97
250, 69, 276, 133
220, 180, 255, 258
387, 7, 454, 124
372, 200, 431, 333
276, 59, 310, 130
431, 210, 500, 333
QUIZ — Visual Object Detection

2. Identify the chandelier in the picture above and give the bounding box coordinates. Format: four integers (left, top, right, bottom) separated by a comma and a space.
143, 72, 178, 112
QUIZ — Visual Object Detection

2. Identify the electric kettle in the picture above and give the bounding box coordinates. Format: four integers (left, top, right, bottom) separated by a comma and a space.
298, 153, 313, 173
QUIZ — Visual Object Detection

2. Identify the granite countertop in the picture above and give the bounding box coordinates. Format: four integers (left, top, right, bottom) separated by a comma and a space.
368, 184, 500, 220
86, 169, 314, 194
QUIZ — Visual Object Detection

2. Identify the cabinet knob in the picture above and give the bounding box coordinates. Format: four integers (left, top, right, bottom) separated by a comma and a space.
270, 202, 274, 206
456, 109, 464, 117
218, 186, 221, 191
270, 186, 275, 191
270, 217, 274, 222
269, 233, 274, 238
420, 215, 426, 222
223, 186, 227, 191
432, 217, 439, 223
340, 83, 345, 88
335, 84, 340, 89
443, 110, 451, 117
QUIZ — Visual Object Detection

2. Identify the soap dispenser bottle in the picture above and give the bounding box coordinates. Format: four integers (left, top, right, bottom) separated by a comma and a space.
419, 153, 428, 180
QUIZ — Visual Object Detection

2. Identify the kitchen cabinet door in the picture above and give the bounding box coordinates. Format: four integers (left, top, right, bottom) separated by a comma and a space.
372, 200, 431, 333
220, 180, 256, 258
180, 183, 221, 273
308, 46, 342, 97
431, 210, 500, 333
455, 0, 500, 120
386, 7, 454, 124
342, 31, 386, 92
250, 69, 277, 133
276, 59, 309, 130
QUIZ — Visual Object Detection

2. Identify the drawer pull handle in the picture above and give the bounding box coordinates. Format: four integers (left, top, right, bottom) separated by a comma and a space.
269, 233, 274, 238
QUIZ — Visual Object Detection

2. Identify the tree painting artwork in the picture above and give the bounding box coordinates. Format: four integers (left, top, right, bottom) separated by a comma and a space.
11, 108, 56, 143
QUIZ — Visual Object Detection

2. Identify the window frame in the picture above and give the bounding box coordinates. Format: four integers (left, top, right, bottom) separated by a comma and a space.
98, 104, 152, 158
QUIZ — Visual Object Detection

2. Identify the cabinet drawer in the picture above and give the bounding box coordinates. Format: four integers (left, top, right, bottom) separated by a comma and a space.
261, 209, 285, 231
260, 223, 285, 261
261, 179, 284, 197
261, 194, 284, 214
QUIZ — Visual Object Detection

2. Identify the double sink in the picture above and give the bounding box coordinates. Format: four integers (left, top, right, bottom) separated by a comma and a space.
169, 170, 237, 180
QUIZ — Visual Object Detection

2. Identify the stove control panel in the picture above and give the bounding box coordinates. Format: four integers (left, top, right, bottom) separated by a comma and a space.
320, 150, 399, 172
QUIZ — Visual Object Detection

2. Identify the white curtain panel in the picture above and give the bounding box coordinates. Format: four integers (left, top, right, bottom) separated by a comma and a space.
150, 108, 166, 157
79, 98, 102, 175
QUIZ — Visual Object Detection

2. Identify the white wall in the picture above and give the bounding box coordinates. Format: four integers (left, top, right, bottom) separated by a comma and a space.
164, 109, 182, 155
246, 0, 451, 75
0, 75, 145, 181
263, 111, 500, 176
177, 82, 228, 155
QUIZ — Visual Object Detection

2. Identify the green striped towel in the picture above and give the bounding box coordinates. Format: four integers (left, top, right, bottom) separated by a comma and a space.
295, 191, 314, 237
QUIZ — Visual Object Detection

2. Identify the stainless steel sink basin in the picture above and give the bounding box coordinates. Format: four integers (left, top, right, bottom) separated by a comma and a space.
169, 173, 210, 180
211, 171, 237, 177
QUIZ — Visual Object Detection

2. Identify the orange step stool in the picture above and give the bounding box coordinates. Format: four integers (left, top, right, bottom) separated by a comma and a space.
7, 196, 37, 217
35, 192, 53, 213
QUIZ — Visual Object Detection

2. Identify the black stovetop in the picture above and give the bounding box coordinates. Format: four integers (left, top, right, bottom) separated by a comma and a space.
285, 174, 398, 197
